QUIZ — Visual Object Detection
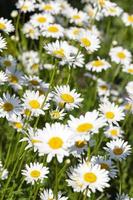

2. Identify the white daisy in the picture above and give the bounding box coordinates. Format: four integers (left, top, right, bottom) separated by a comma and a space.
69, 8, 89, 26
116, 193, 133, 200
104, 138, 131, 161
0, 55, 16, 68
0, 34, 6, 52
122, 13, 133, 27
42, 24, 64, 39
103, 1, 123, 17
86, 58, 111, 72
99, 98, 125, 125
0, 17, 14, 33
0, 71, 8, 85
68, 110, 106, 141
16, 0, 36, 13
34, 123, 72, 163
50, 108, 66, 120
53, 85, 83, 110
40, 189, 68, 200
22, 162, 49, 185
30, 13, 54, 28
23, 22, 40, 40
38, 1, 61, 14
109, 46, 132, 65
104, 125, 123, 139
0, 93, 22, 119
122, 64, 133, 75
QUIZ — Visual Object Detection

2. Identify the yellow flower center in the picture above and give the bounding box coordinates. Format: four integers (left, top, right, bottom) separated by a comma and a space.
30, 170, 41, 178
31, 63, 39, 71
4, 60, 11, 67
21, 5, 29, 11
100, 85, 108, 90
24, 109, 31, 116
37, 16, 47, 23
128, 15, 133, 23
81, 38, 91, 47
30, 80, 39, 86
109, 7, 116, 13
3, 102, 14, 112
73, 15, 81, 20
9, 75, 18, 83
48, 137, 63, 149
110, 129, 118, 136
75, 140, 86, 148
92, 60, 104, 67
100, 163, 109, 170
105, 111, 115, 119
0, 22, 6, 30
113, 147, 123, 155
84, 172, 97, 183
50, 111, 60, 119
124, 103, 132, 110
14, 122, 23, 129
60, 93, 74, 103
117, 52, 126, 59
128, 68, 133, 74
53, 48, 65, 57
29, 100, 40, 109
98, 0, 106, 7
43, 4, 53, 11
77, 123, 93, 132
48, 26, 59, 33
73, 29, 80, 35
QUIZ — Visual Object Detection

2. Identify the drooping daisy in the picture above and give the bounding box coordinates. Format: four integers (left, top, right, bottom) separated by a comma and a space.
0, 93, 22, 119
78, 30, 100, 53
0, 17, 14, 33
34, 123, 72, 163
99, 98, 125, 125
22, 90, 49, 117
0, 71, 8, 85
9, 115, 24, 132
122, 13, 133, 27
42, 24, 64, 39
16, 0, 36, 13
91, 156, 118, 178
23, 22, 40, 40
22, 162, 49, 185
38, 1, 61, 15
86, 58, 111, 72
50, 108, 66, 120
67, 161, 110, 193
68, 110, 106, 141
53, 85, 83, 110
104, 138, 131, 161
104, 125, 123, 139
109, 46, 132, 65
30, 13, 54, 28
122, 64, 133, 75
40, 189, 68, 200
0, 34, 6, 52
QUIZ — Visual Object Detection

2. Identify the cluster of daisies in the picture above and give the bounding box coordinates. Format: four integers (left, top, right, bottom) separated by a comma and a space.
0, 0, 133, 199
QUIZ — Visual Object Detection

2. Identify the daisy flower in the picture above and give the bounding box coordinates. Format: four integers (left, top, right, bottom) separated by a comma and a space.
122, 64, 133, 75
0, 93, 22, 119
0, 71, 8, 85
122, 13, 133, 27
0, 55, 16, 68
9, 115, 24, 132
104, 125, 123, 139
126, 81, 133, 96
68, 110, 105, 141
22, 90, 49, 117
40, 189, 68, 200
86, 58, 111, 72
78, 30, 100, 53
91, 156, 118, 178
16, 0, 36, 13
50, 108, 66, 120
97, 79, 110, 97
30, 13, 54, 28
38, 1, 61, 14
104, 138, 131, 161
99, 98, 125, 125
23, 22, 40, 40
65, 27, 83, 40
103, 1, 123, 17
34, 123, 72, 163
22, 162, 49, 185
67, 161, 110, 193
69, 8, 89, 26
0, 34, 6, 52
109, 46, 132, 65
42, 24, 64, 39
0, 17, 14, 33
116, 193, 133, 200
53, 85, 83, 110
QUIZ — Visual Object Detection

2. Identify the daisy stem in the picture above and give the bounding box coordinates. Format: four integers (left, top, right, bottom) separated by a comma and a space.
34, 62, 57, 129
118, 161, 122, 195
83, 188, 88, 200
66, 66, 72, 85
54, 158, 58, 200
